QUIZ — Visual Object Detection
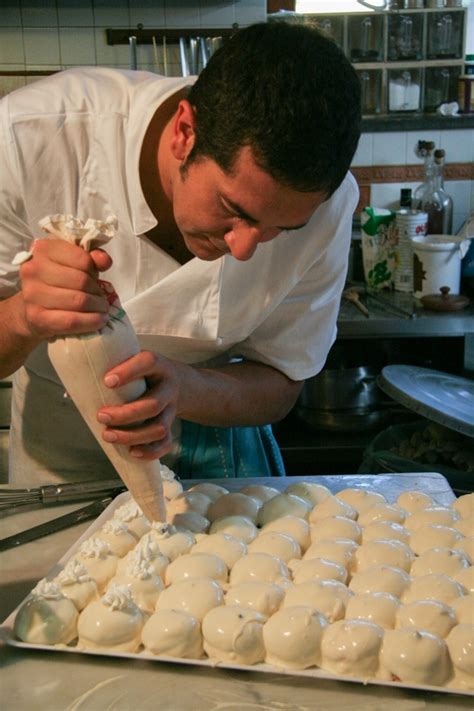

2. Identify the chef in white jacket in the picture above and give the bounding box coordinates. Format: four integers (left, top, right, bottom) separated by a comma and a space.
0, 23, 361, 485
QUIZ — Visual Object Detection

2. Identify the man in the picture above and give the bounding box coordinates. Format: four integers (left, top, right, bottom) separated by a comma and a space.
0, 22, 361, 485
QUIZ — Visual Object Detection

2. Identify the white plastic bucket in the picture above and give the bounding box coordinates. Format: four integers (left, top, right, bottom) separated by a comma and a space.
411, 234, 471, 298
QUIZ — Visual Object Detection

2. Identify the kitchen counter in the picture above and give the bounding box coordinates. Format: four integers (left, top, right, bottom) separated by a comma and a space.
1, 474, 472, 710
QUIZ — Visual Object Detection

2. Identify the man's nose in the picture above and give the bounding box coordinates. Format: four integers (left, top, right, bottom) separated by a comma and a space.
224, 225, 280, 261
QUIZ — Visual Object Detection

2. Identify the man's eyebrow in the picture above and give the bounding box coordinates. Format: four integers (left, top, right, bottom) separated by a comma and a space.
221, 196, 308, 231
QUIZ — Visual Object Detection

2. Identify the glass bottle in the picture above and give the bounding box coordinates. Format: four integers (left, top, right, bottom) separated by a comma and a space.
413, 140, 436, 208
421, 149, 453, 234
399, 188, 412, 208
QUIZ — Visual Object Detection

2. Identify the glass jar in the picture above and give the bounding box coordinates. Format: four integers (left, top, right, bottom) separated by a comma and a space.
424, 66, 462, 112
388, 13, 424, 61
427, 11, 464, 60
357, 69, 383, 115
348, 14, 384, 63
388, 69, 422, 112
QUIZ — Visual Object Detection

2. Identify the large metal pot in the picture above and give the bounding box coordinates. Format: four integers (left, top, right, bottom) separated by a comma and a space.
295, 365, 388, 432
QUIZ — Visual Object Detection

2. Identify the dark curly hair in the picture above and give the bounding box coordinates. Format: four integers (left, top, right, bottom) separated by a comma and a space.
187, 22, 361, 197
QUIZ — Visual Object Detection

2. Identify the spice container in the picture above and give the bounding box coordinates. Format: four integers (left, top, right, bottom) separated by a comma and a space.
427, 11, 464, 60
388, 69, 422, 112
424, 66, 462, 112
348, 14, 384, 63
458, 75, 474, 113
357, 70, 383, 115
388, 13, 423, 60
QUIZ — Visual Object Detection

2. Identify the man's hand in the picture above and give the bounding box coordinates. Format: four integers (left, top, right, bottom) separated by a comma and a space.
19, 238, 112, 339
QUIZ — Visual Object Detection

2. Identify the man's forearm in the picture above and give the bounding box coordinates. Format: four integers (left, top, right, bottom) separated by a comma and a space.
175, 360, 304, 427
0, 293, 41, 378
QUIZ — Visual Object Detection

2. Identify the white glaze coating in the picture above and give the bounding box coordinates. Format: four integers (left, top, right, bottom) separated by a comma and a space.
239, 485, 280, 503
202, 605, 266, 665
380, 628, 451, 685
361, 521, 410, 546
345, 592, 400, 629
141, 609, 203, 658
186, 482, 229, 502
283, 579, 352, 622
147, 528, 195, 562
166, 491, 212, 519
303, 538, 358, 569
164, 552, 228, 586
209, 515, 258, 544
410, 547, 471, 578
191, 533, 247, 569
75, 538, 118, 592
113, 500, 151, 539
309, 496, 357, 524
395, 599, 457, 638
335, 488, 385, 514
402, 573, 465, 605
310, 516, 362, 545
13, 580, 79, 645
229, 552, 290, 587
349, 565, 411, 598
454, 518, 474, 537
257, 494, 312, 526
285, 481, 331, 507
117, 540, 169, 580
451, 594, 474, 624
410, 525, 464, 556
446, 624, 474, 690
290, 557, 348, 585
357, 503, 406, 527
263, 605, 327, 669
95, 519, 137, 557
353, 540, 413, 574
248, 531, 301, 563
77, 584, 143, 652
207, 493, 261, 524
396, 490, 433, 513
155, 576, 224, 621
320, 619, 384, 679
405, 507, 460, 533
454, 536, 474, 562
452, 493, 474, 520
108, 559, 165, 613
170, 511, 210, 534
452, 565, 474, 593
55, 559, 99, 611
225, 581, 284, 618
262, 515, 311, 552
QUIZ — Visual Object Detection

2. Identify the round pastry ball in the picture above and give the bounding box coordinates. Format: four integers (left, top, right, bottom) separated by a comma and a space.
141, 609, 203, 658
410, 524, 464, 556
285, 481, 331, 507
283, 579, 352, 623
451, 493, 474, 520
357, 503, 406, 527
202, 605, 266, 665
361, 521, 410, 546
113, 500, 151, 540
77, 584, 143, 653
258, 493, 312, 527
380, 628, 451, 686
94, 519, 137, 558
410, 547, 470, 579
396, 490, 433, 513
345, 591, 400, 630
166, 491, 212, 519
239, 485, 280, 503
209, 515, 258, 544
309, 496, 357, 524
452, 566, 474, 594
401, 573, 465, 606
191, 533, 247, 570
117, 540, 169, 581
225, 581, 284, 618
335, 488, 386, 514
207, 493, 261, 524
155, 576, 224, 621
147, 528, 195, 562
454, 536, 474, 562
248, 531, 301, 563
170, 511, 210, 534
54, 559, 99, 612
454, 518, 474, 537
75, 538, 119, 592
349, 565, 411, 599
290, 557, 348, 585
310, 516, 362, 544
396, 599, 457, 638
263, 605, 327, 669
187, 482, 229, 502
446, 624, 474, 690
353, 540, 413, 574
262, 515, 311, 552
321, 619, 384, 679
164, 552, 228, 587
14, 580, 79, 645
451, 594, 474, 624
229, 552, 290, 587
162, 478, 184, 500
303, 539, 358, 569
405, 506, 460, 533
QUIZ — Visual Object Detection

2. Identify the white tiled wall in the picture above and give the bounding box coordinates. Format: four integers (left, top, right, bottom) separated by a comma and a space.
352, 129, 474, 232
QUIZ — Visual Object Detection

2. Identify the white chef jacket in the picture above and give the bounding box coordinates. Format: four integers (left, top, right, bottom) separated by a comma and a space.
0, 67, 358, 485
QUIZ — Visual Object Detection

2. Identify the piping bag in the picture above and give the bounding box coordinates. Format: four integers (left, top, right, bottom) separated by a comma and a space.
16, 214, 166, 522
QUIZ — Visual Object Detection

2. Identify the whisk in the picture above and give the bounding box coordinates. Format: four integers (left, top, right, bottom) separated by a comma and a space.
0, 479, 126, 511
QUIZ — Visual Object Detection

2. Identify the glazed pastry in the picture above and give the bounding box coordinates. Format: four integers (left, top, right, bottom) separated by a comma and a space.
310, 516, 362, 544
155, 576, 224, 621
410, 525, 464, 556
77, 583, 143, 652
320, 619, 384, 679
14, 579, 78, 645
160, 463, 183, 501
202, 605, 266, 665
451, 594, 474, 624
209, 515, 258, 544
141, 609, 203, 658
361, 521, 410, 546
453, 518, 474, 537
248, 531, 301, 563
380, 628, 451, 685
146, 524, 195, 561
336, 488, 385, 514
191, 533, 247, 570
349, 565, 411, 598
207, 493, 261, 524
263, 605, 327, 669
452, 565, 474, 594
166, 491, 212, 519
170, 511, 210, 534
402, 573, 465, 606
290, 557, 348, 585
357, 503, 406, 527
454, 536, 474, 562
239, 485, 280, 503
117, 537, 169, 580
283, 579, 352, 622
225, 581, 284, 618
108, 558, 164, 613
396, 490, 433, 513
187, 482, 229, 502
262, 515, 311, 552
345, 591, 399, 629
257, 493, 312, 527
75, 537, 118, 592
229, 552, 290, 587
410, 547, 471, 579
164, 552, 228, 587
451, 493, 474, 520
309, 496, 357, 523
285, 481, 331, 507
405, 506, 460, 533
446, 624, 474, 690
54, 559, 99, 611
113, 500, 151, 540
303, 538, 358, 569
94, 519, 137, 558
395, 599, 457, 638
353, 540, 413, 574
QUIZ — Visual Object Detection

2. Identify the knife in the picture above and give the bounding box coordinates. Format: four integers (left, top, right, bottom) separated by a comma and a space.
0, 496, 114, 552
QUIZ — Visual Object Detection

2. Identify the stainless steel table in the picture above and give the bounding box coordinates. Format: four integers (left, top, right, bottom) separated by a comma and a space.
1, 474, 472, 710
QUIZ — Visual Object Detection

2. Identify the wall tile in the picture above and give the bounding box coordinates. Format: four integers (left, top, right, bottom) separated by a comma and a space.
0, 4, 22, 26
130, 0, 165, 28
439, 129, 474, 165
0, 27, 25, 64
448, 180, 471, 218
24, 27, 60, 65
58, 0, 94, 27
164, 0, 200, 28
21, 0, 58, 27
60, 28, 97, 65
94, 27, 132, 66
351, 133, 373, 167
234, 0, 266, 25
200, 1, 234, 27
372, 132, 406, 166
93, 0, 130, 28
407, 130, 441, 163
370, 182, 403, 211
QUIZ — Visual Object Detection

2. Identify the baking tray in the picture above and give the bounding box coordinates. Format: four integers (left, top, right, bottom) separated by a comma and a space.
1, 473, 472, 697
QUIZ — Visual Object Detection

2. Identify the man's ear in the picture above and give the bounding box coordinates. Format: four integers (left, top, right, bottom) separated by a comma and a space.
170, 100, 196, 161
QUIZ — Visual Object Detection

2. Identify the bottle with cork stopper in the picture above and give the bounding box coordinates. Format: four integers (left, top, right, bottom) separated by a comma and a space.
421, 149, 453, 235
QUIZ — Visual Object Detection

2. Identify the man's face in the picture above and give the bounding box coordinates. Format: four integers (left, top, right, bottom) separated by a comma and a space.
171, 145, 327, 262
